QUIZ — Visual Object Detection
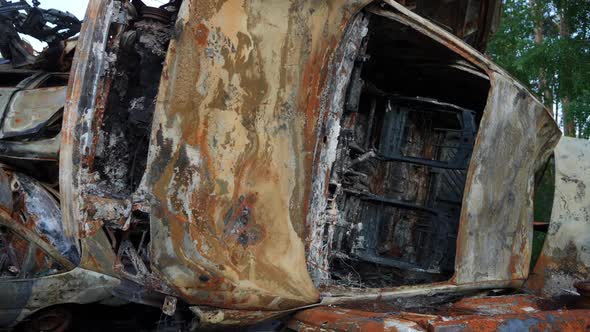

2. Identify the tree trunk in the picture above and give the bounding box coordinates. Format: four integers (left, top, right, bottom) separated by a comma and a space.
559, 4, 575, 136
530, 0, 553, 112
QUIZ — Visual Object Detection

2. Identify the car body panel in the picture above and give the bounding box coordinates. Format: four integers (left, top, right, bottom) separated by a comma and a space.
0, 71, 65, 161
2, 86, 66, 139
0, 72, 65, 139
526, 137, 590, 296
0, 267, 120, 328
453, 71, 559, 284
0, 170, 78, 268
287, 301, 590, 332
143, 0, 379, 310
0, 87, 19, 127
0, 171, 119, 328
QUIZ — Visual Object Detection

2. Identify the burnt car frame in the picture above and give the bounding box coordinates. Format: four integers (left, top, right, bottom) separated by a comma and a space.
1, 0, 589, 330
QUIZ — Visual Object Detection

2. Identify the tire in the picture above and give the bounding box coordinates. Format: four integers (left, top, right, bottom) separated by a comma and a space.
21, 307, 72, 332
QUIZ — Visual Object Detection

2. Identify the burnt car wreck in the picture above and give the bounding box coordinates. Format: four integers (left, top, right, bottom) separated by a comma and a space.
0, 0, 589, 331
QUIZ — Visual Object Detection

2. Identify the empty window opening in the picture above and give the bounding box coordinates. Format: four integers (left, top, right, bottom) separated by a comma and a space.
318, 12, 490, 289
530, 155, 555, 270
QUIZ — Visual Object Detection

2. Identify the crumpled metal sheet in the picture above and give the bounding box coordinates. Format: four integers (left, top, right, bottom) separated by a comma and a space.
526, 137, 590, 296
145, 0, 376, 310
0, 169, 79, 265
453, 72, 561, 284
1, 267, 120, 328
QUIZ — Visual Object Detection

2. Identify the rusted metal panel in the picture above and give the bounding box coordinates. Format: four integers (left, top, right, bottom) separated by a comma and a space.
429, 310, 590, 331
1, 268, 120, 328
288, 307, 425, 332
450, 294, 548, 315
60, 0, 114, 244
0, 170, 78, 268
145, 0, 373, 310
60, 0, 128, 274
527, 137, 590, 296
453, 72, 560, 284
190, 305, 285, 327
0, 168, 119, 328
289, 295, 590, 332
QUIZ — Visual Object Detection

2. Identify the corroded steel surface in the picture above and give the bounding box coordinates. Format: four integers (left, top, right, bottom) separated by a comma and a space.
0, 170, 78, 269
60, 0, 114, 243
527, 137, 590, 296
145, 0, 372, 310
60, 0, 125, 275
453, 72, 560, 284
429, 310, 590, 332
450, 294, 547, 315
288, 307, 425, 331
190, 305, 285, 326
288, 295, 590, 331
0, 169, 119, 328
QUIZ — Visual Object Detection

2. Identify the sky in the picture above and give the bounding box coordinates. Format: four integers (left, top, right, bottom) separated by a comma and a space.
18, 0, 167, 52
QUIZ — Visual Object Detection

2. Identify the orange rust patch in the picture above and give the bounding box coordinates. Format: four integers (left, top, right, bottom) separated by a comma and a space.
289, 307, 425, 331
289, 305, 590, 332
194, 23, 210, 46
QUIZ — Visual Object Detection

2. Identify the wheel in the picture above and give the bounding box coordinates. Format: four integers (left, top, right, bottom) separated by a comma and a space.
21, 307, 72, 332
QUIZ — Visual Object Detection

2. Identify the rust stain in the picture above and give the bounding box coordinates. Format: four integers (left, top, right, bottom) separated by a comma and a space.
194, 23, 210, 46
288, 307, 425, 331
289, 298, 590, 332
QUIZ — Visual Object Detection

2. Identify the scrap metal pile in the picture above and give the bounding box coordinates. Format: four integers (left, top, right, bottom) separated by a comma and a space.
0, 0, 589, 331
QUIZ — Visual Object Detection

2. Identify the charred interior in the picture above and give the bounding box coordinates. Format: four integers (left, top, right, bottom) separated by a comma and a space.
94, 1, 175, 195
321, 12, 490, 288
88, 1, 180, 295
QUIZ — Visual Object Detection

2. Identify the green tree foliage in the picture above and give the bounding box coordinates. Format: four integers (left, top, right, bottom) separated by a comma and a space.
487, 0, 590, 138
